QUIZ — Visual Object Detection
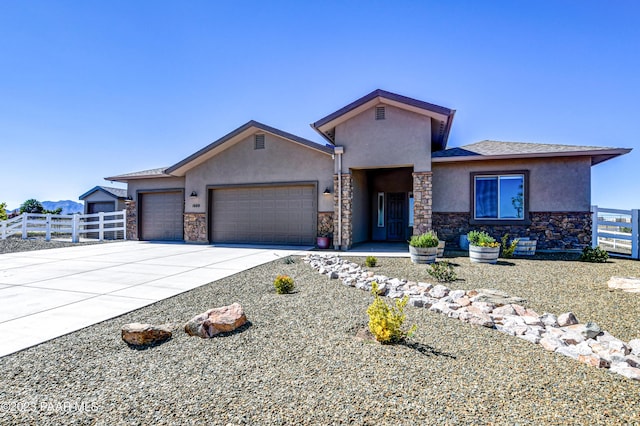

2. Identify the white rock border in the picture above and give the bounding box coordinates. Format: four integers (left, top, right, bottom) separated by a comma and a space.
304, 254, 640, 381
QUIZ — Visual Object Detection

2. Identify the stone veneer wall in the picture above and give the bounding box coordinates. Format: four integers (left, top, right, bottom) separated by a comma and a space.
333, 174, 353, 249
184, 213, 208, 243
125, 201, 138, 241
318, 212, 334, 238
433, 211, 592, 250
412, 171, 433, 235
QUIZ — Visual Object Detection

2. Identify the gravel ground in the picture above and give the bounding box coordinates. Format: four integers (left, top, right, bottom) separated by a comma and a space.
1, 245, 640, 425
0, 236, 106, 255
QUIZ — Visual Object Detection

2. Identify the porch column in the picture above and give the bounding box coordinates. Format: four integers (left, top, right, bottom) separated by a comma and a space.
333, 173, 353, 250
412, 171, 433, 235
184, 213, 208, 243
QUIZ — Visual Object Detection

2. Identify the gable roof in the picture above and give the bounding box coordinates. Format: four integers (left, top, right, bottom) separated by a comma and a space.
165, 120, 334, 176
432, 140, 631, 165
311, 89, 456, 151
79, 185, 128, 200
105, 167, 172, 182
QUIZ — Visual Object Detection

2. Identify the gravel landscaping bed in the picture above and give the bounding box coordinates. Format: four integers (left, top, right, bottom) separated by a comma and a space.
0, 236, 106, 255
1, 249, 640, 424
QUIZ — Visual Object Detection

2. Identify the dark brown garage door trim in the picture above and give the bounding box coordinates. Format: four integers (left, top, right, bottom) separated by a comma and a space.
206, 181, 318, 244
136, 188, 184, 241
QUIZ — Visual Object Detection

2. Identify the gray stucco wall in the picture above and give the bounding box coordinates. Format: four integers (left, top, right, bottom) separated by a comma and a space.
127, 177, 187, 197
334, 104, 432, 172
184, 132, 333, 214
432, 156, 592, 213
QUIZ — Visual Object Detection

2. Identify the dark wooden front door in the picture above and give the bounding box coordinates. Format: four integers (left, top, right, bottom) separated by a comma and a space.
386, 192, 405, 241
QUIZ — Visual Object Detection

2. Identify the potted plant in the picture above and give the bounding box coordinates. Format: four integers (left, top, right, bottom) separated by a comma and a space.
467, 230, 500, 264
316, 232, 331, 249
409, 231, 440, 264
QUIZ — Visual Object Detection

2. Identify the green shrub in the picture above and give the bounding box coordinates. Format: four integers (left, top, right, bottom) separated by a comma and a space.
467, 230, 500, 248
367, 282, 416, 344
501, 234, 519, 258
409, 231, 439, 248
19, 199, 43, 214
427, 261, 457, 282
274, 274, 295, 294
282, 256, 295, 265
365, 256, 378, 267
579, 246, 609, 263
0, 202, 7, 221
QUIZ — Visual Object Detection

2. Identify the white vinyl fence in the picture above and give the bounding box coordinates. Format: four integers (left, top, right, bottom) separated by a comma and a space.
0, 210, 126, 243
591, 205, 638, 259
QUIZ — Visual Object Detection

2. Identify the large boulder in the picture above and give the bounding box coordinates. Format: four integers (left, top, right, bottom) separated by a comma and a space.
185, 303, 247, 338
121, 323, 172, 346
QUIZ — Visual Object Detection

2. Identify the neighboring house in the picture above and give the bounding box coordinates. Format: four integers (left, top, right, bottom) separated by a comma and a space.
106, 89, 630, 250
79, 186, 127, 214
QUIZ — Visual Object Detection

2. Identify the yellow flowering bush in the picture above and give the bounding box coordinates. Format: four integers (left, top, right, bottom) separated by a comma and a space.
366, 282, 416, 344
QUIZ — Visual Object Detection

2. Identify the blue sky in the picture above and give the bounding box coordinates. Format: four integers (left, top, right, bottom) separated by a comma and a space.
1, 0, 639, 210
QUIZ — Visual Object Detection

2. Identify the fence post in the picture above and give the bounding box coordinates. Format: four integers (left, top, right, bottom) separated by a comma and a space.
72, 214, 79, 243
45, 213, 52, 242
98, 212, 104, 241
632, 209, 639, 259
591, 205, 598, 248
122, 209, 127, 240
21, 212, 27, 239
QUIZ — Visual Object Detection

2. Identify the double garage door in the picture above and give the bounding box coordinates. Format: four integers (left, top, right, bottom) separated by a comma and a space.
211, 185, 316, 245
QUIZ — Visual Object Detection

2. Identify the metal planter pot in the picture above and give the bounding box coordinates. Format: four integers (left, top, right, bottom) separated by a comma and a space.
409, 246, 438, 264
469, 245, 500, 264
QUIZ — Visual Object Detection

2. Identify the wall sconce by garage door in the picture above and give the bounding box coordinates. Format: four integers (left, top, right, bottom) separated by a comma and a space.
323, 187, 331, 195
190, 191, 198, 198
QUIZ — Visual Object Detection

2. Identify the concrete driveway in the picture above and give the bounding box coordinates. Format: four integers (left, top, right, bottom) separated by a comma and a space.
0, 241, 310, 357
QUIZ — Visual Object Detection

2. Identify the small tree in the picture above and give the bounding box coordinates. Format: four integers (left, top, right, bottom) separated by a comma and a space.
43, 207, 63, 215
20, 199, 44, 214
0, 202, 7, 221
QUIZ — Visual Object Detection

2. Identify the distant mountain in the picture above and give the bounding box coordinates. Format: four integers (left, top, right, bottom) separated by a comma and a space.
42, 200, 84, 215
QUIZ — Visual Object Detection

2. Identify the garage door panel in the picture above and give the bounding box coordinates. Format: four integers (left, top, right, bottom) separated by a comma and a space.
212, 185, 315, 245
140, 192, 183, 241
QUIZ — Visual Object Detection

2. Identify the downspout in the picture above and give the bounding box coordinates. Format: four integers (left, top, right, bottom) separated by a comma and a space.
334, 146, 344, 250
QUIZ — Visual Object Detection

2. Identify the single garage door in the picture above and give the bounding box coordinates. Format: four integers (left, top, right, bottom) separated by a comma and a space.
140, 191, 184, 241
211, 185, 316, 245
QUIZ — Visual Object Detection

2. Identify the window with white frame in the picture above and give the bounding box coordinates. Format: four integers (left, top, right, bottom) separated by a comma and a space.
473, 173, 525, 220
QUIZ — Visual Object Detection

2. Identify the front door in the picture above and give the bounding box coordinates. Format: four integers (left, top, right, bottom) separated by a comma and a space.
386, 192, 405, 241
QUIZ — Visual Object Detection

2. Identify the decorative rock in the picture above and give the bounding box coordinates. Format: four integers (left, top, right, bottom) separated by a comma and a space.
628, 339, 640, 355
607, 276, 640, 293
540, 336, 564, 352
560, 330, 585, 345
540, 313, 559, 328
467, 313, 495, 328
429, 284, 450, 298
184, 303, 247, 338
517, 333, 541, 344
610, 363, 640, 380
449, 290, 466, 301
556, 345, 580, 359
625, 354, 640, 368
493, 304, 516, 316
121, 323, 172, 346
456, 296, 471, 307
578, 354, 610, 369
470, 289, 526, 306
557, 312, 579, 327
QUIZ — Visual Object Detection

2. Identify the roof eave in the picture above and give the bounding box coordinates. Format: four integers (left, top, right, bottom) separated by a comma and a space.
432, 148, 632, 164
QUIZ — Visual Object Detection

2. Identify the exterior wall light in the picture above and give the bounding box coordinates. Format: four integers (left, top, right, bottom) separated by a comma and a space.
190, 191, 198, 198
323, 187, 331, 195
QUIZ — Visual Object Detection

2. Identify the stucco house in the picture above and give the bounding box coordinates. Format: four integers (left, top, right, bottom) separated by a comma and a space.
79, 186, 127, 214
106, 89, 630, 250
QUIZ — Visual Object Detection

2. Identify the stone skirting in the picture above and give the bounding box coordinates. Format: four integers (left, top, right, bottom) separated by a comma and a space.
184, 213, 208, 243
333, 174, 353, 250
318, 211, 334, 238
433, 211, 592, 250
125, 200, 138, 241
412, 171, 433, 235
